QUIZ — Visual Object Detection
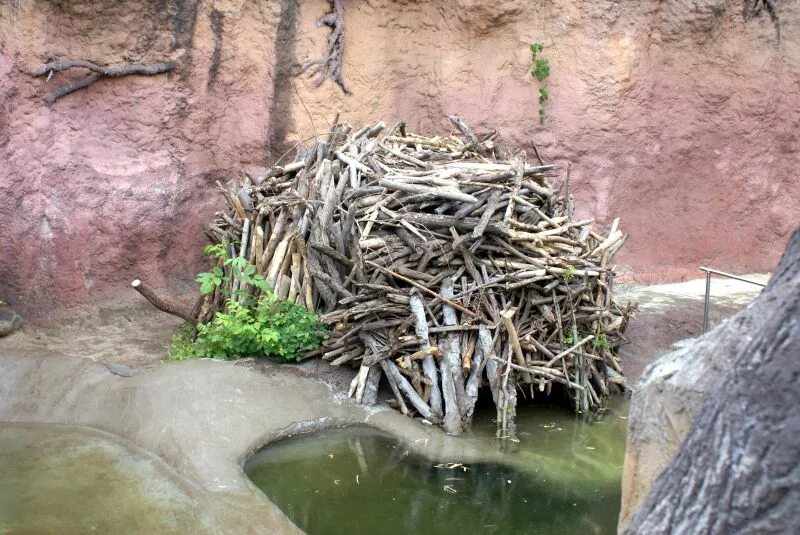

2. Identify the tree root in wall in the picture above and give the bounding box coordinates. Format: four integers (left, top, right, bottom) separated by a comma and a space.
743, 0, 780, 38
33, 58, 176, 104
299, 0, 349, 94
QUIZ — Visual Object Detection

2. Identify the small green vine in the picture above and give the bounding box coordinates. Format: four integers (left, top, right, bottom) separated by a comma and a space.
562, 265, 577, 282
530, 43, 550, 123
593, 333, 609, 350
562, 330, 586, 347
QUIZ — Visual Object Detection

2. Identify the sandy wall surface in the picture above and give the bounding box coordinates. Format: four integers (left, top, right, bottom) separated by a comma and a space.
1, 0, 798, 318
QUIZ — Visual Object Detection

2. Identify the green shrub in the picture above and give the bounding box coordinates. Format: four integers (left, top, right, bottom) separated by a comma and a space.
192, 296, 325, 362
169, 323, 198, 361
538, 86, 549, 105
170, 243, 326, 362
170, 295, 326, 362
196, 244, 271, 303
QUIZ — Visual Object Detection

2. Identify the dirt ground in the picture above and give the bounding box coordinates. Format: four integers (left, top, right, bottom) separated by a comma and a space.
617, 274, 768, 379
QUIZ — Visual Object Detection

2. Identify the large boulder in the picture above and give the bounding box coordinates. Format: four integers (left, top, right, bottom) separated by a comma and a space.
620, 228, 800, 531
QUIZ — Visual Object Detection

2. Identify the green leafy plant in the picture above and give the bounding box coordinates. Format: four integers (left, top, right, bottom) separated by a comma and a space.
169, 323, 199, 361
562, 265, 577, 282
171, 243, 327, 362
190, 295, 326, 362
538, 86, 549, 104
196, 244, 270, 303
532, 59, 550, 82
593, 333, 609, 350
529, 43, 551, 123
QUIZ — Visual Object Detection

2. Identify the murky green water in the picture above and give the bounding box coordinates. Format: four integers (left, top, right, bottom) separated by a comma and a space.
0, 423, 206, 534
246, 398, 629, 535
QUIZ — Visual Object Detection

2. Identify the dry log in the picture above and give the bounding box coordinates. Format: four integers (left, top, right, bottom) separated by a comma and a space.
410, 291, 443, 420
131, 279, 197, 325
385, 360, 438, 423
441, 278, 468, 416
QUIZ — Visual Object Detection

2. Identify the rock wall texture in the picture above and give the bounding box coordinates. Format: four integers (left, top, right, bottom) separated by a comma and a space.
618, 227, 800, 529
1, 0, 799, 318
624, 230, 799, 535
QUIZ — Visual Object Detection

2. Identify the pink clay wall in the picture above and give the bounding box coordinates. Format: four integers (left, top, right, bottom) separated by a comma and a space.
1, 0, 798, 319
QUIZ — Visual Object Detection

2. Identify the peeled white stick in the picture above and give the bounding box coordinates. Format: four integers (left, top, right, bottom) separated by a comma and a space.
410, 290, 442, 420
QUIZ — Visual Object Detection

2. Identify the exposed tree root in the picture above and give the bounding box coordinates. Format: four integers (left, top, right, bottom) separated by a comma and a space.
743, 0, 780, 39
299, 0, 349, 94
34, 58, 175, 104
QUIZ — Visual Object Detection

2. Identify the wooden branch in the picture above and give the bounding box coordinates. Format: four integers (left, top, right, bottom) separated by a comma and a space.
380, 360, 409, 415
131, 279, 197, 325
501, 308, 531, 383
441, 277, 468, 417
545, 335, 595, 367
366, 260, 479, 319
410, 291, 443, 420
34, 59, 176, 77
439, 279, 463, 435
379, 178, 478, 204
385, 360, 438, 423
463, 335, 485, 425
35, 58, 175, 103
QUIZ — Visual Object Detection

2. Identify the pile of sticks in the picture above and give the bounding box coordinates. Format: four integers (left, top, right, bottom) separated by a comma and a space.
192, 116, 633, 437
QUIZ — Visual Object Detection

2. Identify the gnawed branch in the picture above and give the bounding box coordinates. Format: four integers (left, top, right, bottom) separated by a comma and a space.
34, 58, 175, 104
299, 0, 349, 94
447, 114, 496, 157
131, 279, 197, 326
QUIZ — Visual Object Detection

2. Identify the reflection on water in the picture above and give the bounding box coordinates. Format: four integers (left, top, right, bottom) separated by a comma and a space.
0, 423, 205, 533
245, 398, 629, 535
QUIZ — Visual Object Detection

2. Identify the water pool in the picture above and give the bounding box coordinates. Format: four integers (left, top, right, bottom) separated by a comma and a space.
0, 423, 206, 533
246, 398, 629, 534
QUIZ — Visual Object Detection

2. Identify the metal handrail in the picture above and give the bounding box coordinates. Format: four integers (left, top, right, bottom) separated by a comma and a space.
700, 266, 767, 333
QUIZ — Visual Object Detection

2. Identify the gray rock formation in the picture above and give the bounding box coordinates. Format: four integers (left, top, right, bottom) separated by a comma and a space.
105, 362, 139, 377
0, 309, 22, 337
621, 228, 800, 532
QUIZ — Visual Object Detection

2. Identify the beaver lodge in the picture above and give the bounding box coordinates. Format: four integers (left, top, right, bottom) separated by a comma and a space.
134, 116, 633, 437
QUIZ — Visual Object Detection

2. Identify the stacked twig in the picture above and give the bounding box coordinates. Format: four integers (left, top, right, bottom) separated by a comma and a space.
192, 116, 633, 437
